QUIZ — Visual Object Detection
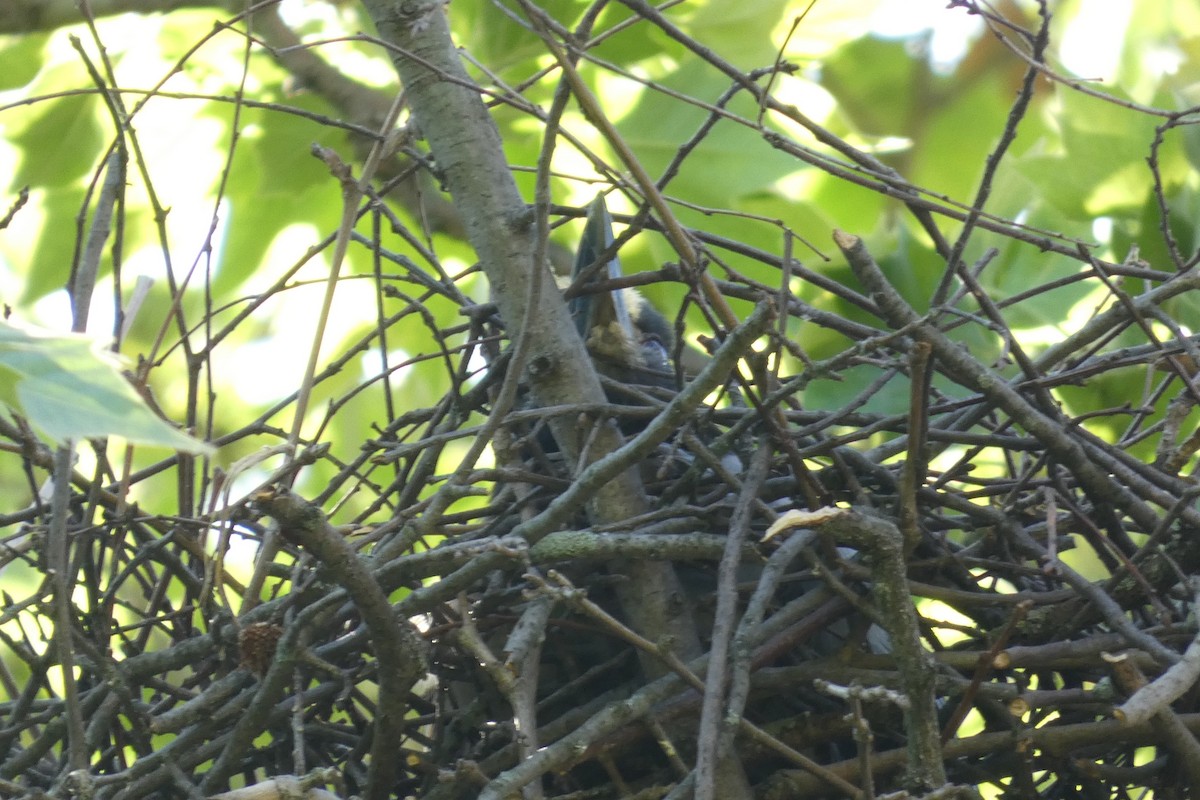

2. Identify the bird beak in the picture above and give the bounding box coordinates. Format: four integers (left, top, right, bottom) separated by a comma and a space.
569, 196, 646, 370
568, 196, 680, 391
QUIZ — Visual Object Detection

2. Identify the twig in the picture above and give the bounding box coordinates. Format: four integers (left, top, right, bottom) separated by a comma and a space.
766, 507, 945, 790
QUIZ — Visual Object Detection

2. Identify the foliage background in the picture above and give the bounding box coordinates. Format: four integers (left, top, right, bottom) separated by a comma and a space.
4, 0, 1198, 504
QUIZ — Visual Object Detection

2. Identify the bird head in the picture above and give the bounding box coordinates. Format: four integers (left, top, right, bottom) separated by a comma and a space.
569, 197, 675, 389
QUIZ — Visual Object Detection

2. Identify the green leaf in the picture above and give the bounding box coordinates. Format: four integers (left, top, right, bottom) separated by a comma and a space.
821, 35, 925, 137
683, 0, 792, 68
13, 187, 85, 303
1013, 88, 1161, 220
0, 320, 213, 454
617, 61, 802, 205
213, 99, 343, 299
0, 32, 48, 91
9, 91, 102, 189
457, 0, 592, 77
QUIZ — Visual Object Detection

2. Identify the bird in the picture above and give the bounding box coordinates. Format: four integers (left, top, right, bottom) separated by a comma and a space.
564, 200, 747, 482
567, 196, 677, 394
489, 196, 683, 508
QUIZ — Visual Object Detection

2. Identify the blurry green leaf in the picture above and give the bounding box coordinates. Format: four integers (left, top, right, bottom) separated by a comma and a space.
1014, 89, 1161, 220
910, 69, 1019, 201
821, 35, 925, 136
684, 0, 791, 68
213, 99, 343, 297
1177, 115, 1200, 179
0, 320, 213, 453
592, 3, 686, 68
1129, 186, 1200, 272
16, 187, 84, 303
457, 0, 591, 76
809, 173, 888, 239
0, 33, 48, 90
618, 61, 801, 205
1115, 5, 1200, 91
13, 189, 155, 305
9, 93, 102, 189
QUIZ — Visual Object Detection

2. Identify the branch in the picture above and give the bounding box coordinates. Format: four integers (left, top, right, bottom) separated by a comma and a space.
835, 230, 1164, 539
766, 507, 947, 791
249, 488, 427, 800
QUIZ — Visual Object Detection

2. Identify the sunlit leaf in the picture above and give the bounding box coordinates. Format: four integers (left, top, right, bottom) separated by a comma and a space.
0, 320, 213, 453
0, 32, 48, 90
821, 35, 925, 137
9, 91, 102, 189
